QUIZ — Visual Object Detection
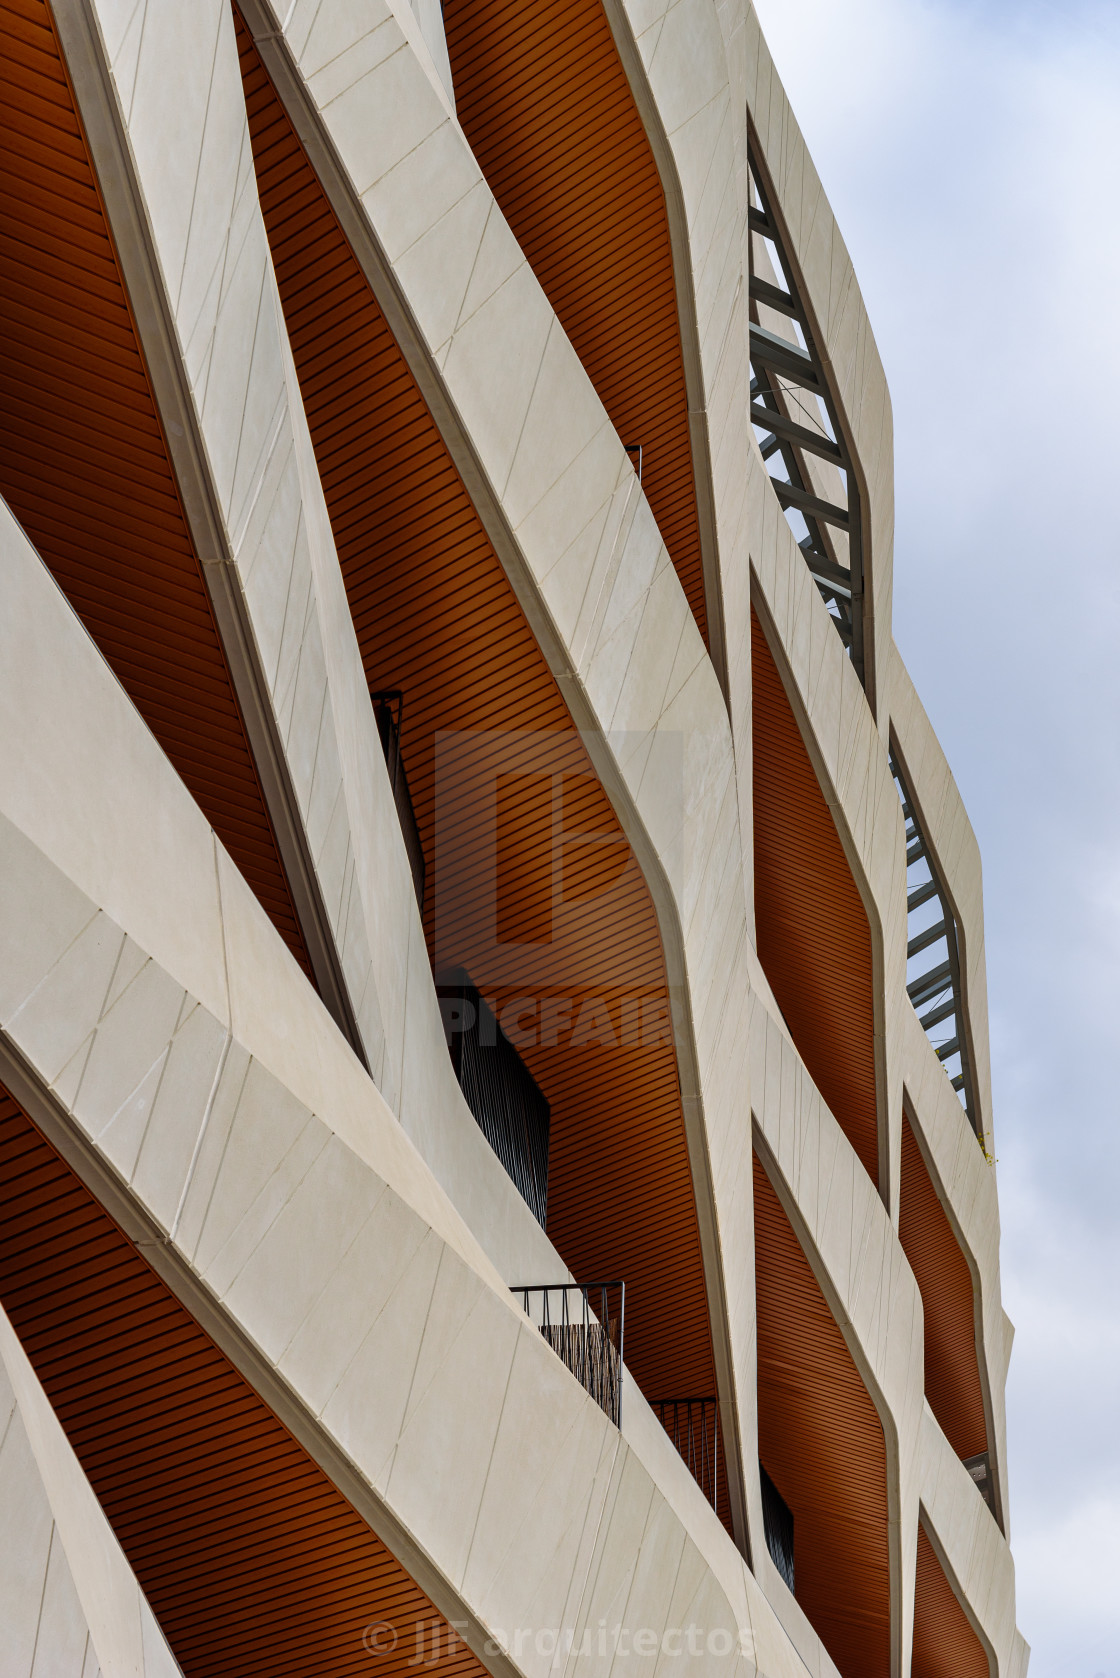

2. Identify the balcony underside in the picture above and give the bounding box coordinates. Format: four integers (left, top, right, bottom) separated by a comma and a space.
900, 1115, 992, 1487
234, 10, 730, 1524
754, 1153, 891, 1678
443, 0, 710, 651
0, 0, 311, 977
913, 1522, 990, 1678
751, 609, 880, 1186
0, 1086, 486, 1678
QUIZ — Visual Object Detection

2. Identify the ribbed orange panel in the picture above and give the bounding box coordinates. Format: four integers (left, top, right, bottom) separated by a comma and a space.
443, 0, 709, 648
0, 1086, 487, 1678
0, 0, 311, 978
753, 1154, 891, 1678
234, 15, 725, 1476
751, 609, 879, 1183
899, 1114, 988, 1461
912, 1524, 989, 1678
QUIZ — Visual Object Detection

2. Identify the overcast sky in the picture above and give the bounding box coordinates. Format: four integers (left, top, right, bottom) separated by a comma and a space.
750, 1, 1120, 1671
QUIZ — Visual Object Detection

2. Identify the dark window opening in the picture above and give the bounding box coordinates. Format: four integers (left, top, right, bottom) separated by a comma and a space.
437, 968, 550, 1227
371, 690, 425, 917
761, 1461, 796, 1594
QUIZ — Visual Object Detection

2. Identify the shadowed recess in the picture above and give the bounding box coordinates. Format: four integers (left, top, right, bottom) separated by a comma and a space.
912, 1522, 989, 1678
0, 1085, 487, 1678
233, 7, 729, 1523
0, 0, 311, 977
751, 608, 879, 1183
899, 1112, 989, 1462
753, 1152, 891, 1678
443, 0, 710, 648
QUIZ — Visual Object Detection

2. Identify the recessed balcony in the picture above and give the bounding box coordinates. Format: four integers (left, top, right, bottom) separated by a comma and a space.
236, 23, 743, 1558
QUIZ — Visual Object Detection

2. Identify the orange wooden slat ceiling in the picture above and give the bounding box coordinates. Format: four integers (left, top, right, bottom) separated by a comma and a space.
753, 1152, 891, 1678
899, 1113, 988, 1463
233, 13, 726, 1472
442, 0, 709, 649
0, 1084, 489, 1678
912, 1522, 990, 1678
751, 608, 879, 1184
0, 0, 311, 977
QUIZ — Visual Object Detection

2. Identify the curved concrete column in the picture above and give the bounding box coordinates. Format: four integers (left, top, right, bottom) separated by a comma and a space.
599, 0, 756, 703
0, 1307, 183, 1678
222, 9, 975, 1667
743, 4, 895, 720
595, 0, 777, 931
13, 2, 1025, 1670
49, 0, 562, 1291
599, 0, 899, 922
748, 440, 909, 1209
236, 0, 764, 1556
919, 1405, 1028, 1678
1, 492, 818, 1678
747, 394, 1014, 1669
748, 997, 923, 1675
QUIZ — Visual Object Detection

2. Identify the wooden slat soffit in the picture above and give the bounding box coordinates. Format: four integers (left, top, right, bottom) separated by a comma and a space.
234, 7, 726, 1497
913, 1522, 990, 1678
753, 1152, 891, 1678
443, 0, 711, 650
899, 1114, 990, 1465
2, 0, 315, 973
751, 609, 879, 1184
0, 1086, 489, 1678
0, 0, 312, 976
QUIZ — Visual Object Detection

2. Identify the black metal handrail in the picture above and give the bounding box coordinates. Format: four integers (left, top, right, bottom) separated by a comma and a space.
370, 689, 425, 916
514, 1282, 624, 1426
438, 969, 550, 1226
652, 1397, 721, 1510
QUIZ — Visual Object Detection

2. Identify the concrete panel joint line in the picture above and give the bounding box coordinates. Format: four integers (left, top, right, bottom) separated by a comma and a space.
0, 1, 1026, 1676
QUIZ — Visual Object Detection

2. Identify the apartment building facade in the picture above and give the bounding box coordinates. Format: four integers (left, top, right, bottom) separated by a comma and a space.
0, 1, 1027, 1675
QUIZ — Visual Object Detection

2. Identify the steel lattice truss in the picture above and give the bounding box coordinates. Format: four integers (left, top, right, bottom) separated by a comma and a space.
890, 750, 980, 1138
747, 148, 866, 687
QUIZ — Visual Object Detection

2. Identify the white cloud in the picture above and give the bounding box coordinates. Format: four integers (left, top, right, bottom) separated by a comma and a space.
753, 2, 1120, 1672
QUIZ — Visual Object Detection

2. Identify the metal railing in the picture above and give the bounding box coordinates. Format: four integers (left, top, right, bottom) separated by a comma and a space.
370, 689, 425, 916
513, 1283, 624, 1426
760, 1461, 795, 1594
747, 143, 866, 687
889, 748, 980, 1139
438, 969, 551, 1226
652, 1398, 721, 1509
